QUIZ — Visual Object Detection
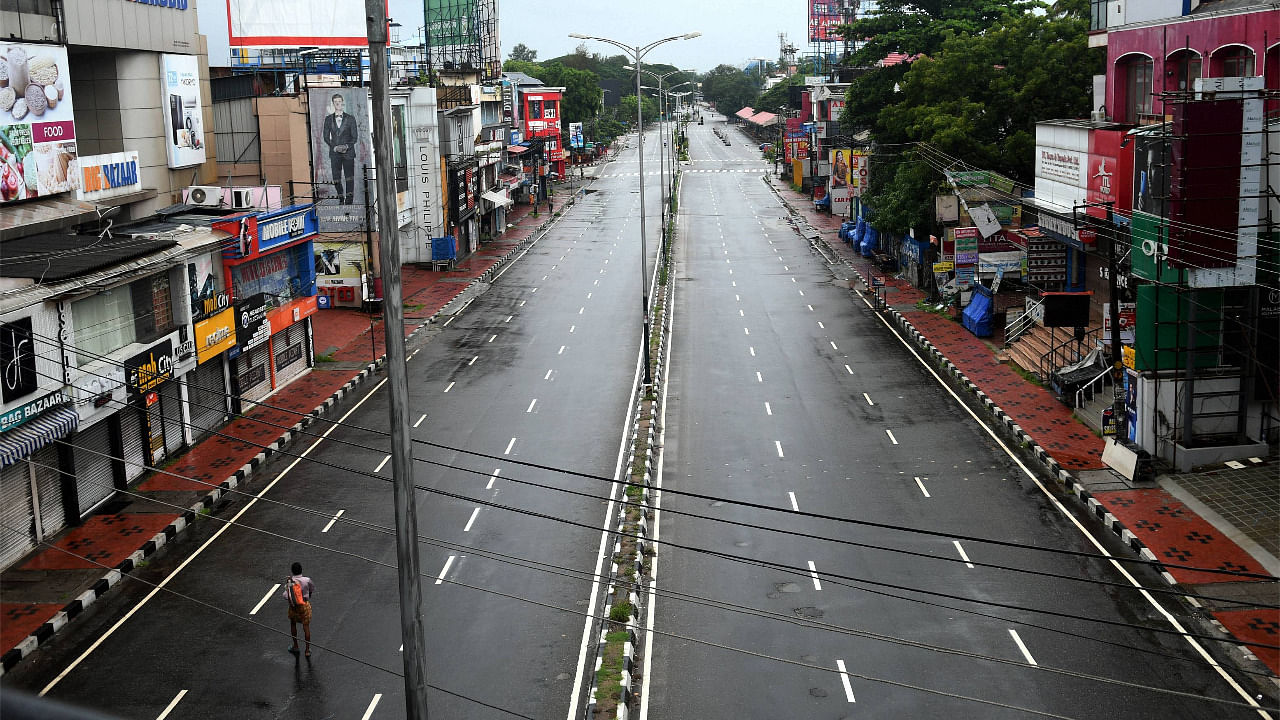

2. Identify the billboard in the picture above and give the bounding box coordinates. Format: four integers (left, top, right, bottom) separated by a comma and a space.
159, 54, 206, 169
849, 149, 869, 197
314, 240, 367, 307
569, 122, 584, 149
228, 0, 372, 48
808, 0, 850, 42
406, 87, 444, 264
1, 42, 78, 205
310, 88, 372, 232
425, 0, 476, 48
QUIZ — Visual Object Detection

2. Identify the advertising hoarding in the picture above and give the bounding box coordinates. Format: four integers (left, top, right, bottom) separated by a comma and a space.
1, 42, 77, 205
425, 0, 476, 48
808, 0, 849, 42
569, 122, 584, 149
310, 88, 372, 231
314, 240, 367, 307
159, 54, 206, 169
406, 87, 443, 264
849, 149, 869, 197
228, 0, 373, 47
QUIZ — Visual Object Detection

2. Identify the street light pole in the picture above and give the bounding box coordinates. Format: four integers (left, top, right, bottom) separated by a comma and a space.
572, 32, 700, 385
365, 2, 429, 719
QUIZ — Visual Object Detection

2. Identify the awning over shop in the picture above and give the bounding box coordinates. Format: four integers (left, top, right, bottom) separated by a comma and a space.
735, 106, 756, 120
0, 195, 100, 242
747, 111, 779, 127
506, 145, 530, 155
481, 189, 513, 209
0, 405, 78, 469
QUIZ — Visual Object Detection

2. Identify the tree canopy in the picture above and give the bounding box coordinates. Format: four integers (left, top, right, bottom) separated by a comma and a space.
508, 43, 537, 62
841, 0, 1100, 234
700, 65, 759, 117
837, 0, 1031, 66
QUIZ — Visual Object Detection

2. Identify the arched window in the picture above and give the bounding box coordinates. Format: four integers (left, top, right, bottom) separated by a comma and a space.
1166, 49, 1201, 92
1117, 55, 1154, 122
1212, 45, 1255, 78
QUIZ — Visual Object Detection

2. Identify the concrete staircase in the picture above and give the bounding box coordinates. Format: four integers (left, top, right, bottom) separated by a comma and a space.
1005, 323, 1105, 382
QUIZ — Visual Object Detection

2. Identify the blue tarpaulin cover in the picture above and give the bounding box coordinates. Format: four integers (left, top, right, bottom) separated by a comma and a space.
860, 226, 879, 257
962, 285, 994, 337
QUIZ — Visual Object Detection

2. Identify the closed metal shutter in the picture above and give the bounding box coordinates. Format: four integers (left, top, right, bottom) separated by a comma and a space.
119, 406, 148, 483
72, 420, 116, 516
187, 359, 228, 442
160, 380, 185, 456
272, 321, 310, 389
0, 460, 36, 570
238, 343, 272, 404
30, 445, 66, 541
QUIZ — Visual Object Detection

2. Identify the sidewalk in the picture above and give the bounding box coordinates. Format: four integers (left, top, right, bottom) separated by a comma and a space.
0, 191, 560, 675
764, 172, 1280, 678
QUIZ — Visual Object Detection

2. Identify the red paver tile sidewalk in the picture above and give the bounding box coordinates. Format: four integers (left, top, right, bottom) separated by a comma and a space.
1, 604, 61, 653
1214, 609, 1280, 675
20, 514, 179, 571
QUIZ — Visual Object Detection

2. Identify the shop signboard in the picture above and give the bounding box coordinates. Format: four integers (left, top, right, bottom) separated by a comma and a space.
1, 317, 37, 403
955, 265, 975, 291
77, 151, 141, 202
0, 389, 69, 432
195, 308, 237, 364
235, 293, 272, 352
268, 295, 318, 335
125, 339, 175, 400
0, 42, 78, 205
1103, 302, 1137, 345
159, 54, 206, 169
849, 149, 869, 197
932, 261, 954, 273
952, 227, 980, 264
314, 240, 367, 308
256, 205, 317, 252
188, 253, 227, 322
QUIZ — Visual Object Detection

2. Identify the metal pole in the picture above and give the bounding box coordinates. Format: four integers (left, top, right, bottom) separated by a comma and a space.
658, 77, 666, 234
635, 46, 652, 385
365, 3, 430, 718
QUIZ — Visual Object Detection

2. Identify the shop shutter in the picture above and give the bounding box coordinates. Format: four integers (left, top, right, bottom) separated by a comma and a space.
30, 445, 66, 541
272, 321, 311, 389
160, 380, 185, 456
0, 460, 36, 570
187, 360, 229, 442
120, 406, 148, 483
239, 343, 273, 404
72, 420, 117, 516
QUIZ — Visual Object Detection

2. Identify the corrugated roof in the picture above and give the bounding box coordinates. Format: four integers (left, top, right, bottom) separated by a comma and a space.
1, 233, 179, 281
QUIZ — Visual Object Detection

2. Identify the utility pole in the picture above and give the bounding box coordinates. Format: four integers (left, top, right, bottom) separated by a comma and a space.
1104, 202, 1126, 436
365, 2, 431, 718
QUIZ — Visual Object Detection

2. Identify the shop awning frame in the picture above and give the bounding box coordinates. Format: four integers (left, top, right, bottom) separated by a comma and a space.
0, 405, 79, 469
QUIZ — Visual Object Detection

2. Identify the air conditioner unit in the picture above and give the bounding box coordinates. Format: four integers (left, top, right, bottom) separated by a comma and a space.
185, 186, 223, 207
230, 187, 256, 209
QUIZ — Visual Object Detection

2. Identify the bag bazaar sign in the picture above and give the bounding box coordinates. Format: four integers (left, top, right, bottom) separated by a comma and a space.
0, 389, 68, 432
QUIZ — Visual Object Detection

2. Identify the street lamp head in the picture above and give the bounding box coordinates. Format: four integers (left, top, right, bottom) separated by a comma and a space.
568, 33, 590, 39
682, 32, 702, 40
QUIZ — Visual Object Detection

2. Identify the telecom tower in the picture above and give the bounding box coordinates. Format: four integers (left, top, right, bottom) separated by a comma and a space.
422, 0, 501, 82
779, 33, 798, 74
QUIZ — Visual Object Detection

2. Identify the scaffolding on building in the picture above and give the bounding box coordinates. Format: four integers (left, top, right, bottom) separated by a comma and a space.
421, 0, 500, 84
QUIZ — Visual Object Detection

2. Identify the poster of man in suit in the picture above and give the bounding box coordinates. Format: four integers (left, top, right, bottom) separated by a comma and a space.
310, 88, 371, 229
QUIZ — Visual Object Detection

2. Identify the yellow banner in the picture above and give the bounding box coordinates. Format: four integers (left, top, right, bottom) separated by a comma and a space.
195, 308, 236, 364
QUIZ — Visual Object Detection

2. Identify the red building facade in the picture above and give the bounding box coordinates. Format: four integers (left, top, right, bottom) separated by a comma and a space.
520, 87, 566, 180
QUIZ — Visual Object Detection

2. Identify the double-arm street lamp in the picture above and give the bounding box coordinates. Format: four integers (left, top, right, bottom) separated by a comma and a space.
569, 31, 700, 384
627, 66, 692, 231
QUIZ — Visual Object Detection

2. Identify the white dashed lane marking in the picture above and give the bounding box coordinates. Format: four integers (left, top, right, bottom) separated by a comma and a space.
321, 509, 344, 533
436, 556, 456, 585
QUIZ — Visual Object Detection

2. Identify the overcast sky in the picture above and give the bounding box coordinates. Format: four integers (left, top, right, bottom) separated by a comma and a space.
200, 1, 811, 72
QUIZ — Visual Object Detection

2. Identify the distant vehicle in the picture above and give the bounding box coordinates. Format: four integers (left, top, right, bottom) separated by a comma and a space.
698, 117, 703, 125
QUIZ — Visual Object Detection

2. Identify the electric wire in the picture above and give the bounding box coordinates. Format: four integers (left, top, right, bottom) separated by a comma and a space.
0, 524, 541, 720
28, 337, 1278, 586
7, 469, 1272, 716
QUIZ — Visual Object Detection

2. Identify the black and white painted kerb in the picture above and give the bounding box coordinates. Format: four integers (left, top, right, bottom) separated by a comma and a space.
0, 193, 577, 676
762, 175, 1183, 591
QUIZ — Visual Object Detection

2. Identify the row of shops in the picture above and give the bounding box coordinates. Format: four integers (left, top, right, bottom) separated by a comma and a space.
0, 204, 320, 569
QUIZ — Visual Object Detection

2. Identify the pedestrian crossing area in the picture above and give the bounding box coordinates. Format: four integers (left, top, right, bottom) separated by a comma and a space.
598, 168, 768, 178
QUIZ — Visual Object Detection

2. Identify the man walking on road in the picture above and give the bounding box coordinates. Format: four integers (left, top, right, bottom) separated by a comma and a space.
283, 562, 315, 658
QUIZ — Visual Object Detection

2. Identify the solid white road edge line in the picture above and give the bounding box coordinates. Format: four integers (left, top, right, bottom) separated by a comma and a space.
854, 289, 1268, 716
567, 201, 655, 720
40, 376, 392, 696
155, 689, 188, 720
836, 660, 856, 702
321, 509, 344, 533
249, 585, 279, 616
1008, 629, 1037, 665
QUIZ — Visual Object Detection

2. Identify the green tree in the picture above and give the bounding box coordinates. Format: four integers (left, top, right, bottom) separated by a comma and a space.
617, 94, 660, 126
837, 0, 1027, 66
700, 64, 759, 117
509, 43, 537, 62
844, 0, 1099, 235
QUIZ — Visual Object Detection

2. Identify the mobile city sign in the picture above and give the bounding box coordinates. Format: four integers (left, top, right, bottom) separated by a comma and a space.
256, 205, 318, 252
